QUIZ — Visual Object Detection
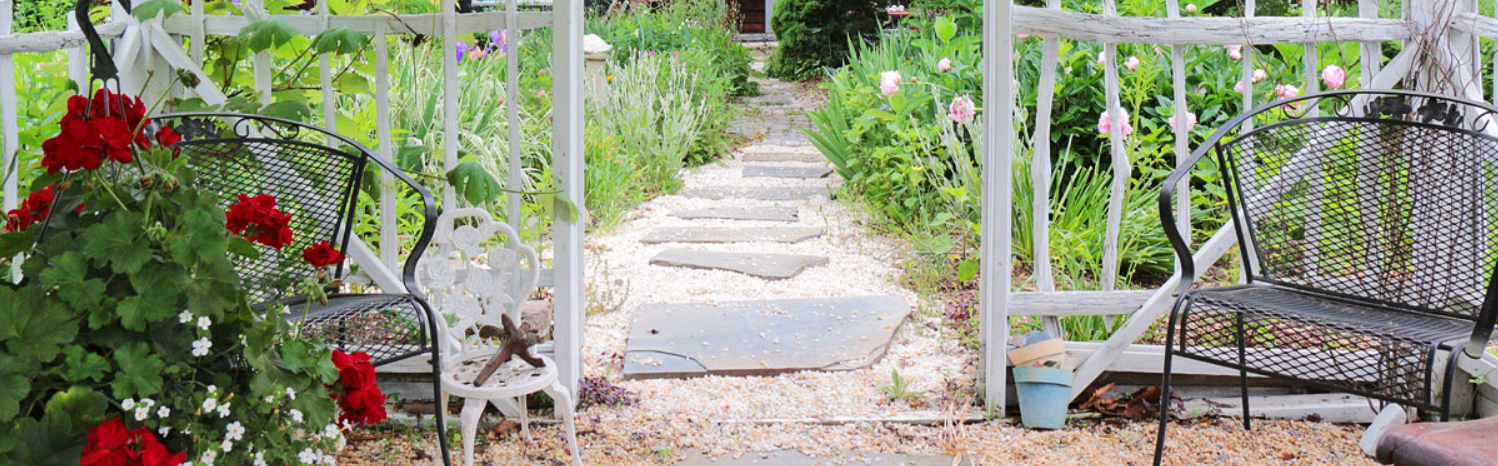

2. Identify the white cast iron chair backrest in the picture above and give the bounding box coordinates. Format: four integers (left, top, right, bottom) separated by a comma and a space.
418, 208, 541, 371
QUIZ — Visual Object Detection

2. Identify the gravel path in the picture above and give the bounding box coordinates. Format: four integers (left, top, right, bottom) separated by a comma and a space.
338, 59, 1380, 466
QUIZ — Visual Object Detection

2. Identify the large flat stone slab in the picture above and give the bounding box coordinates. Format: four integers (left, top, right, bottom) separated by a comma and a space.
681, 186, 828, 201
674, 449, 968, 466
672, 206, 799, 222
743, 165, 833, 179
640, 227, 823, 244
650, 249, 828, 279
622, 296, 910, 379
742, 151, 825, 163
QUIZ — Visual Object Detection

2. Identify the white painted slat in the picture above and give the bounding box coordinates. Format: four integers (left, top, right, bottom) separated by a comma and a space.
505, 0, 522, 236
374, 24, 398, 272
160, 10, 552, 37
1182, 394, 1378, 423
66, 15, 87, 92
1010, 290, 1152, 316
1166, 0, 1189, 254
552, 0, 587, 401
1098, 0, 1125, 292
190, 0, 205, 65
319, 0, 334, 137
1236, 0, 1256, 284
0, 1, 18, 280
1359, 0, 1380, 89
1030, 0, 1060, 338
441, 0, 459, 209
0, 21, 128, 56
1302, 0, 1318, 117
1011, 6, 1408, 44
1070, 222, 1240, 398
980, 0, 1014, 418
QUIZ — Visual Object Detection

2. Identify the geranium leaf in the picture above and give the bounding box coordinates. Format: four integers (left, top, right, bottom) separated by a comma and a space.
60, 346, 110, 383
117, 265, 187, 331
445, 161, 504, 205
0, 287, 76, 363
166, 204, 230, 266
311, 27, 367, 55
262, 99, 315, 122
110, 343, 166, 398
36, 252, 105, 312
227, 237, 262, 260
81, 211, 149, 274
0, 356, 32, 423
7, 411, 80, 466
43, 386, 108, 429
0, 231, 33, 258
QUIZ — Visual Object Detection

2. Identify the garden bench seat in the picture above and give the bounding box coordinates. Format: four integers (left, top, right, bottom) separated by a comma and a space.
1152, 90, 1498, 466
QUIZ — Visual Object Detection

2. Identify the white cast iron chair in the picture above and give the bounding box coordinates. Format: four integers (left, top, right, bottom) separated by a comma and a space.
419, 208, 581, 466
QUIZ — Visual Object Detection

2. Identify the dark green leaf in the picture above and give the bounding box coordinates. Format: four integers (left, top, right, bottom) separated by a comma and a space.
36, 252, 105, 312
43, 386, 108, 428
59, 346, 110, 383
262, 99, 314, 122
110, 342, 165, 398
81, 211, 149, 274
8, 411, 81, 466
132, 0, 186, 21
0, 287, 76, 363
239, 18, 297, 52
226, 237, 262, 260
0, 355, 32, 422
445, 161, 503, 205
310, 27, 367, 55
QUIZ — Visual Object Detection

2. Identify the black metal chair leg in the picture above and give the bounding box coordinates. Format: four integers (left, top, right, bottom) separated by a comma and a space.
1154, 297, 1187, 466
431, 347, 453, 466
1236, 312, 1251, 430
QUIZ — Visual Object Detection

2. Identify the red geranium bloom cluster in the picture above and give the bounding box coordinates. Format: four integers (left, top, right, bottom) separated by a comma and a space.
41, 89, 180, 175
330, 350, 387, 426
225, 194, 294, 250
80, 418, 185, 466
303, 241, 345, 268
3, 185, 54, 233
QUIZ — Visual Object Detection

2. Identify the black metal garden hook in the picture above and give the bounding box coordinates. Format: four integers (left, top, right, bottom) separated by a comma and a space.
75, 0, 130, 85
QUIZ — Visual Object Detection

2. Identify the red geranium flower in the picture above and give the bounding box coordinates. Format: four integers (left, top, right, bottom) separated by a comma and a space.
80, 418, 184, 466
225, 194, 294, 250
303, 241, 345, 268
331, 350, 387, 426
4, 185, 55, 233
155, 126, 181, 148
40, 117, 136, 174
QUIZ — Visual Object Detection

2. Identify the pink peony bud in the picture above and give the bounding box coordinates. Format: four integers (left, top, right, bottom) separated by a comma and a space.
1226, 44, 1242, 61
1167, 111, 1198, 133
1185, 3, 1198, 13
1252, 69, 1267, 83
938, 58, 952, 73
1124, 56, 1141, 71
1234, 80, 1246, 94
1274, 84, 1301, 100
1321, 65, 1346, 89
949, 96, 977, 124
1097, 109, 1133, 137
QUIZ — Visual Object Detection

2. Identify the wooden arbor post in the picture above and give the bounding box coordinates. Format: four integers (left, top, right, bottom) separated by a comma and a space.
552, 0, 587, 400
980, 0, 1013, 417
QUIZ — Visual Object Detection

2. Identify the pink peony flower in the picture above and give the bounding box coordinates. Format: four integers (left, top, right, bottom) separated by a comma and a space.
1097, 109, 1133, 137
1252, 68, 1267, 83
938, 58, 952, 73
1321, 65, 1346, 89
1017, 34, 1030, 40
949, 96, 977, 124
1274, 84, 1301, 100
1226, 44, 1242, 61
1167, 111, 1198, 133
1234, 80, 1246, 94
1185, 3, 1198, 13
1097, 54, 1106, 66
1124, 56, 1141, 71
879, 71, 902, 96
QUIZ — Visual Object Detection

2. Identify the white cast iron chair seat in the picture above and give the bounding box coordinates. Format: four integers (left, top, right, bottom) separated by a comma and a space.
442, 353, 556, 399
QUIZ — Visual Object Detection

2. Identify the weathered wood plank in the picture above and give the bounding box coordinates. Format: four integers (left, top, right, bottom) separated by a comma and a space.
1010, 290, 1152, 316
1183, 393, 1378, 423
1099, 0, 1127, 293
0, 2, 18, 280
0, 21, 127, 56
552, 0, 588, 400
1359, 0, 1380, 89
1012, 6, 1408, 44
375, 25, 400, 271
979, 0, 1014, 417
1030, 0, 1061, 338
160, 10, 551, 37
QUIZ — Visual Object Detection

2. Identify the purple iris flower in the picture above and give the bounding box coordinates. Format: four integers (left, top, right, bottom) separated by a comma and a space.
456, 40, 471, 62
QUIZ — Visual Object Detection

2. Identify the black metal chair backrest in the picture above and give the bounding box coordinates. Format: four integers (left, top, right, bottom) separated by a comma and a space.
1215, 91, 1498, 321
154, 113, 367, 305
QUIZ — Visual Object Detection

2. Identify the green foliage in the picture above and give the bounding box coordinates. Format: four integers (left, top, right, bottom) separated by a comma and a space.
0, 142, 341, 462
765, 0, 886, 81
12, 0, 76, 33
133, 0, 188, 21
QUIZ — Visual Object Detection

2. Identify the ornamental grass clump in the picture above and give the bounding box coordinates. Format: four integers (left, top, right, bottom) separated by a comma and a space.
0, 88, 384, 465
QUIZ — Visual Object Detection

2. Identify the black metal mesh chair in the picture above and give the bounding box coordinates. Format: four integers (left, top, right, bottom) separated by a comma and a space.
154, 113, 453, 465
1153, 90, 1498, 465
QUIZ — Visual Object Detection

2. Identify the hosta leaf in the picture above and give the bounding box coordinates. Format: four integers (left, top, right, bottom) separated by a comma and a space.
110, 343, 166, 398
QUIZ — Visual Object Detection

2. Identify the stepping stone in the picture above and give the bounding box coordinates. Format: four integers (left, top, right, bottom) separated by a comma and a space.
742, 151, 825, 163
743, 165, 833, 179
640, 227, 823, 244
681, 186, 827, 201
672, 206, 798, 222
649, 249, 828, 280
622, 296, 910, 379
674, 449, 968, 466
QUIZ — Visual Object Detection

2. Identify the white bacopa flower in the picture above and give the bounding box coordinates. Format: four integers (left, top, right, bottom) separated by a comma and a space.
323, 423, 340, 439
202, 397, 218, 411
226, 421, 245, 441
217, 402, 231, 418
121, 398, 136, 410
265, 396, 275, 404
179, 310, 193, 324
289, 408, 304, 423
285, 387, 297, 400
254, 452, 267, 466
207, 385, 217, 394
139, 398, 154, 408
158, 426, 170, 437
133, 406, 150, 421
199, 450, 217, 466
197, 316, 212, 330
192, 337, 213, 357
299, 448, 318, 464
158, 406, 171, 418
221, 439, 234, 452
321, 453, 337, 466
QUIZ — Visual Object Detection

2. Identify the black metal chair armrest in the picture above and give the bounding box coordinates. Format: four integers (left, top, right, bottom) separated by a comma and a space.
361, 153, 439, 299
1158, 127, 1239, 297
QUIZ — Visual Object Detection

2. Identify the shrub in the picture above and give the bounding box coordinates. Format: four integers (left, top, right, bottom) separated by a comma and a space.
765, 0, 886, 81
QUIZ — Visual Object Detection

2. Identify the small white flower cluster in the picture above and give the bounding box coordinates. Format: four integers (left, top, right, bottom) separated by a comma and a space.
297, 447, 339, 465
182, 310, 215, 357
122, 398, 162, 422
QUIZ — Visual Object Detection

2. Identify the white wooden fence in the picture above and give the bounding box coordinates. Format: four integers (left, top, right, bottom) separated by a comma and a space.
0, 0, 588, 396
981, 0, 1498, 417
